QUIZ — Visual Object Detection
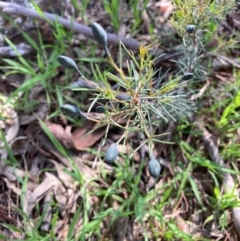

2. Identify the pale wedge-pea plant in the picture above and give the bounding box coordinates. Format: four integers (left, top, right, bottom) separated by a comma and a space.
59, 0, 236, 177
58, 22, 196, 178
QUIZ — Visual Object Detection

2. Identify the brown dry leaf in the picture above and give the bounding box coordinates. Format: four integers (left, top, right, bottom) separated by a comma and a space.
196, 121, 240, 236
155, 0, 174, 21
142, 10, 151, 34
40, 193, 53, 232
3, 176, 30, 218
48, 159, 76, 189
50, 149, 73, 169
57, 221, 69, 241
74, 155, 104, 180
27, 172, 60, 215
174, 214, 200, 236
2, 177, 22, 196
0, 162, 25, 181
72, 121, 106, 151
213, 55, 240, 70
20, 103, 48, 125
45, 121, 74, 149
72, 115, 128, 150
53, 183, 68, 217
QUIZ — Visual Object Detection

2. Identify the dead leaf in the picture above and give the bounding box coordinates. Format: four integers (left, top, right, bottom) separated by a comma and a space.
72, 121, 106, 151
0, 162, 25, 181
27, 172, 60, 215
45, 121, 74, 149
3, 177, 22, 196
155, 0, 174, 20
50, 149, 73, 169
53, 183, 68, 217
142, 10, 151, 34
72, 115, 128, 151
48, 159, 75, 188
20, 103, 48, 125
41, 193, 53, 232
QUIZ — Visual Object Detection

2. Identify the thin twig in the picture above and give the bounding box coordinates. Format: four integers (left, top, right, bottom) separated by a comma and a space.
190, 79, 210, 101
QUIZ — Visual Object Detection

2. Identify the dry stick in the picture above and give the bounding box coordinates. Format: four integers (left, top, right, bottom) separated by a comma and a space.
0, 1, 140, 51
195, 121, 240, 236
0, 2, 183, 65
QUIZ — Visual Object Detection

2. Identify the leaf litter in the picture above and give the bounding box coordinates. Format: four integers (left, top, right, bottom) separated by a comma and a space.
0, 0, 239, 240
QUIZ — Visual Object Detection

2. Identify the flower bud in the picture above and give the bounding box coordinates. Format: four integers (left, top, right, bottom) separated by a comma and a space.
91, 22, 109, 55
57, 55, 83, 76
95, 106, 105, 113
138, 132, 145, 141
182, 72, 193, 81
186, 25, 195, 34
57, 55, 77, 69
148, 158, 161, 178
105, 144, 118, 164
60, 104, 81, 118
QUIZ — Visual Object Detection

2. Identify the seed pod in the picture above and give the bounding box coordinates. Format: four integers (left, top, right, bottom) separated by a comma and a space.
57, 55, 77, 69
182, 72, 193, 81
186, 25, 195, 34
57, 55, 83, 76
60, 104, 81, 118
148, 158, 161, 178
105, 144, 118, 164
91, 22, 109, 55
95, 106, 105, 113
138, 132, 145, 141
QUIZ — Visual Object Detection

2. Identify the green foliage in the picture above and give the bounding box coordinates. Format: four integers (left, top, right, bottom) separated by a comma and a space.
1, 0, 239, 240
218, 76, 240, 128
102, 0, 151, 33
60, 24, 196, 156
129, 0, 150, 33
170, 0, 236, 81
103, 0, 120, 32
171, 0, 236, 36
0, 14, 74, 117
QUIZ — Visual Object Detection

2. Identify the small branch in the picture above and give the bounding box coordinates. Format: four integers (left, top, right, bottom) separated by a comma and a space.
0, 1, 140, 51
190, 79, 210, 101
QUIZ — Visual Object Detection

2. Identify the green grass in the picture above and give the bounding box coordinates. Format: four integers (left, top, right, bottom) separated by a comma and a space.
0, 0, 239, 240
